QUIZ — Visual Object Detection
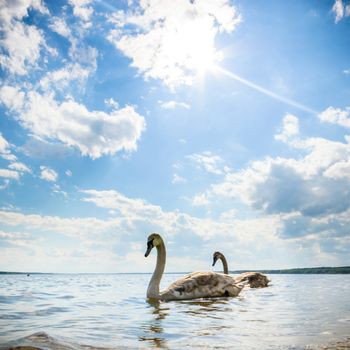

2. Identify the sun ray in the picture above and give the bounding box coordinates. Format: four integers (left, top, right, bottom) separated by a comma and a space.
213, 65, 318, 115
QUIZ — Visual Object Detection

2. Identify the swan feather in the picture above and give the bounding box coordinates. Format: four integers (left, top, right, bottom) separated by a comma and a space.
160, 271, 242, 301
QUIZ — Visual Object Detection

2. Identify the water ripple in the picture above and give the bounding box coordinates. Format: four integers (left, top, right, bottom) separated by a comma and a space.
0, 274, 349, 349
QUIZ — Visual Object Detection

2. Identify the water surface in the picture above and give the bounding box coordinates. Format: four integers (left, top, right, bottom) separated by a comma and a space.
0, 274, 349, 349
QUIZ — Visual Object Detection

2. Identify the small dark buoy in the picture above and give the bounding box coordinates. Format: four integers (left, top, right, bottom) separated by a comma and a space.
27, 274, 30, 277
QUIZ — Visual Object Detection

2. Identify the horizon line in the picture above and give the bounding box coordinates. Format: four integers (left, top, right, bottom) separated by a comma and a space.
1, 266, 349, 275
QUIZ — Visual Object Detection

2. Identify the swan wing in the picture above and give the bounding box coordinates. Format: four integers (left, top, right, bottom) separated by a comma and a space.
160, 271, 242, 301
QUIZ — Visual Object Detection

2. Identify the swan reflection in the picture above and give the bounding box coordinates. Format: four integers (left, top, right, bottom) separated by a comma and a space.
139, 299, 169, 349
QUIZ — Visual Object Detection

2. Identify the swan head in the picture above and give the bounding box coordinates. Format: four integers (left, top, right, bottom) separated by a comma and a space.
145, 233, 163, 257
212, 251, 224, 267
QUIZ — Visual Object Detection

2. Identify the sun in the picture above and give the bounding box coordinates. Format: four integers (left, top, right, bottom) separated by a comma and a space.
164, 16, 222, 78
182, 19, 222, 75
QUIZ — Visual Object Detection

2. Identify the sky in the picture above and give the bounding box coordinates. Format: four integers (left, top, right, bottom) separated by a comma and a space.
0, 0, 349, 273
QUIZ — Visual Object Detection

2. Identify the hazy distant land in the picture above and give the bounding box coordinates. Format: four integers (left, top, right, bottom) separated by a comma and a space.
231, 266, 350, 274
1, 266, 350, 274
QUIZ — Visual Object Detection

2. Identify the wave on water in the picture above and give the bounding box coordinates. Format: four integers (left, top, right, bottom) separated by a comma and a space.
0, 332, 112, 350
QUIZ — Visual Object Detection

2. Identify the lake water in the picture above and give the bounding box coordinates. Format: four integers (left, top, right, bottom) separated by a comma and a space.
0, 274, 349, 349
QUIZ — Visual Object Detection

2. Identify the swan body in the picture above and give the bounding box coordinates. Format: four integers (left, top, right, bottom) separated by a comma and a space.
145, 233, 243, 301
212, 251, 270, 288
160, 271, 243, 301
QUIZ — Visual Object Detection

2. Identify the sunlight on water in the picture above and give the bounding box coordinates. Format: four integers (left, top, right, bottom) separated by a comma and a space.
0, 274, 349, 349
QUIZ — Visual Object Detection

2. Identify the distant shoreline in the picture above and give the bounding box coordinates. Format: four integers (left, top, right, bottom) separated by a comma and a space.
1, 266, 350, 275
232, 266, 350, 274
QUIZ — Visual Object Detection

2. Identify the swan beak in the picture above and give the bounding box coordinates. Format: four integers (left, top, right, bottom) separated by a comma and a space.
145, 241, 153, 257
212, 256, 218, 267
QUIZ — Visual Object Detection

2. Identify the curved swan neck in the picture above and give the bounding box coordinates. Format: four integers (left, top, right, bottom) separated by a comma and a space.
220, 255, 229, 274
147, 241, 166, 299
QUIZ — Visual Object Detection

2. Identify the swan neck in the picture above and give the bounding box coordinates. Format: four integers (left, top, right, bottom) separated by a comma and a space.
220, 255, 229, 274
147, 241, 166, 299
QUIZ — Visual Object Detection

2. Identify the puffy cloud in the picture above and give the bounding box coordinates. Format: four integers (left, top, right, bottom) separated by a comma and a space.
318, 106, 350, 128
9, 162, 31, 173
159, 100, 190, 110
192, 193, 210, 207
279, 210, 350, 239
0, 210, 121, 238
105, 98, 119, 110
49, 16, 72, 39
275, 114, 299, 142
0, 169, 20, 180
39, 166, 58, 182
195, 114, 350, 240
332, 0, 350, 23
0, 85, 25, 111
39, 63, 94, 93
187, 151, 225, 175
0, 0, 47, 24
212, 137, 350, 217
108, 0, 241, 88
0, 0, 51, 75
0, 86, 146, 159
80, 189, 280, 241
68, 0, 93, 24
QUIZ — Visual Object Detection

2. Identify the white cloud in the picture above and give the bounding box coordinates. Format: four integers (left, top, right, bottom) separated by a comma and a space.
187, 151, 225, 175
323, 158, 350, 180
318, 106, 350, 128
0, 210, 122, 238
69, 0, 93, 24
172, 173, 186, 184
9, 162, 31, 173
0, 0, 51, 75
0, 86, 146, 159
159, 100, 190, 110
333, 0, 344, 22
192, 193, 210, 207
0, 85, 25, 111
40, 166, 58, 182
21, 136, 73, 159
108, 0, 241, 88
80, 189, 279, 241
220, 209, 238, 222
204, 129, 350, 241
212, 137, 350, 211
0, 0, 47, 23
332, 0, 350, 22
0, 230, 34, 247
0, 169, 20, 180
39, 63, 94, 93
0, 133, 16, 161
105, 98, 119, 110
275, 114, 299, 142
49, 16, 72, 39
52, 184, 67, 197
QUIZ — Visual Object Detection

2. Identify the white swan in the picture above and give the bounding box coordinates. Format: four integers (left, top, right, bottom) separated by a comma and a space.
144, 233, 244, 301
212, 251, 270, 288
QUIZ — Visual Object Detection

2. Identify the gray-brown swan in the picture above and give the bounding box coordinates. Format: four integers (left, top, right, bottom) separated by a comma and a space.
212, 251, 270, 288
144, 233, 244, 301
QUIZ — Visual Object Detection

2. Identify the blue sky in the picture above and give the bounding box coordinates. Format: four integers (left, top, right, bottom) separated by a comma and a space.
0, 0, 349, 273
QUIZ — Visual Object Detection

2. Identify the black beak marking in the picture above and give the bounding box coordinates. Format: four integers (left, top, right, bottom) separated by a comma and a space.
145, 239, 154, 257
212, 256, 218, 267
